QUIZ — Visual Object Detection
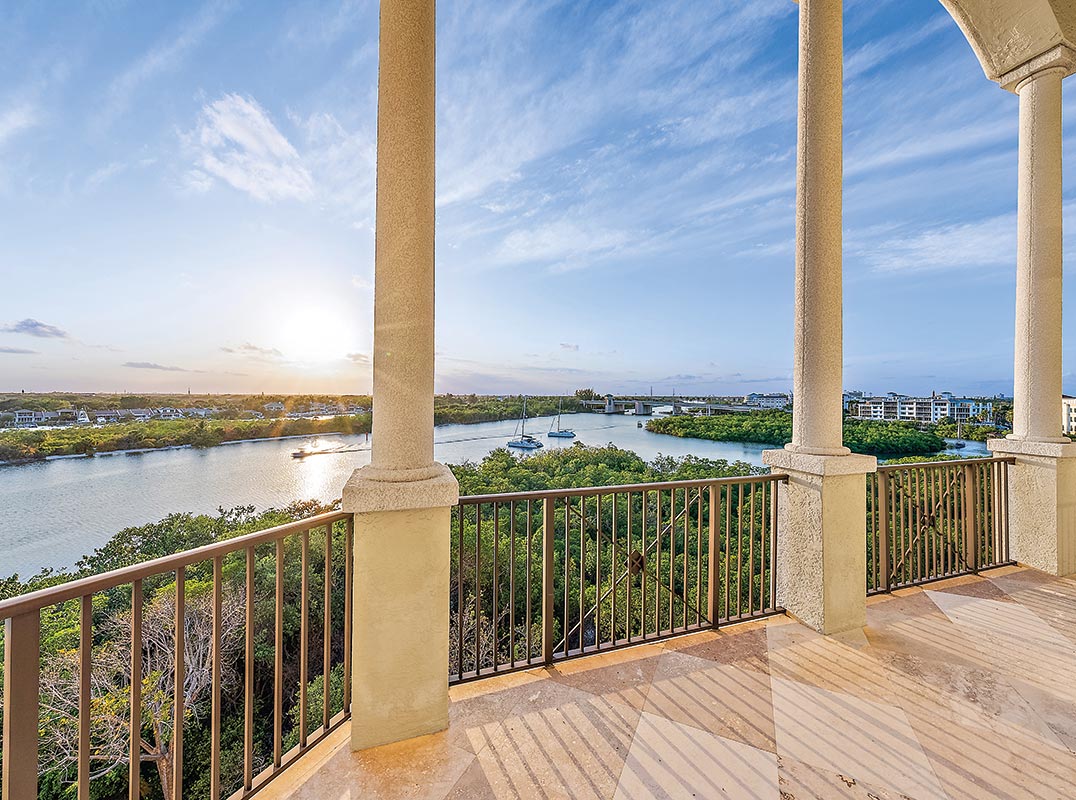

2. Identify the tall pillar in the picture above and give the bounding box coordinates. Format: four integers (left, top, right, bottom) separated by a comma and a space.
763, 0, 875, 635
989, 47, 1076, 576
342, 0, 459, 750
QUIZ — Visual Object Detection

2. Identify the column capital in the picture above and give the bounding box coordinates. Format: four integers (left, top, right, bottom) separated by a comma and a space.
998, 44, 1076, 93
343, 462, 459, 514
763, 448, 876, 477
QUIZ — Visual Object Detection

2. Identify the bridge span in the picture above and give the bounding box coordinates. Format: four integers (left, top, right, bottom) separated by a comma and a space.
581, 395, 760, 416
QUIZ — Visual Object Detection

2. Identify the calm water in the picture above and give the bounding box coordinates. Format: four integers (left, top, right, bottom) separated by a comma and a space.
0, 414, 988, 577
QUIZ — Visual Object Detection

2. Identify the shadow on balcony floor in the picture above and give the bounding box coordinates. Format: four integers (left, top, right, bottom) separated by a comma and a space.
261, 566, 1076, 799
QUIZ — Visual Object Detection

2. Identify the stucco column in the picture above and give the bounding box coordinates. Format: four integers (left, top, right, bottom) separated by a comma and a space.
788, 0, 847, 458
989, 49, 1076, 576
342, 0, 459, 750
1010, 66, 1067, 444
764, 0, 874, 635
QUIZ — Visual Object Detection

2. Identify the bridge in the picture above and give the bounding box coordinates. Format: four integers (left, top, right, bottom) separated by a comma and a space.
581, 395, 761, 416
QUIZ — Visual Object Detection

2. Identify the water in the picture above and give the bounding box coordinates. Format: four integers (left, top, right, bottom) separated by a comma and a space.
0, 414, 989, 577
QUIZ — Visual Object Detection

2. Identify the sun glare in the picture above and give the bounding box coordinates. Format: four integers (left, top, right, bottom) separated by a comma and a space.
279, 307, 353, 365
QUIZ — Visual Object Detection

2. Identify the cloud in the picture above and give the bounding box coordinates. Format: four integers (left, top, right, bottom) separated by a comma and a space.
346, 352, 371, 365
0, 105, 38, 147
97, 0, 234, 129
0, 346, 37, 354
123, 361, 191, 372
186, 94, 314, 202
1, 318, 70, 339
221, 342, 284, 360
863, 213, 1015, 273
560, 343, 580, 352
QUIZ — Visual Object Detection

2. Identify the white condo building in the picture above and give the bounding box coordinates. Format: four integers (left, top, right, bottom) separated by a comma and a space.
854, 392, 993, 423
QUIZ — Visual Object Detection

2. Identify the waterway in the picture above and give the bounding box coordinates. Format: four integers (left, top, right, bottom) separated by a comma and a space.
0, 413, 988, 578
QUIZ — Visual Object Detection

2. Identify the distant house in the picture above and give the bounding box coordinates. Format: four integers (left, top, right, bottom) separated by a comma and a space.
155, 408, 184, 421
127, 409, 153, 422
57, 408, 91, 424
93, 410, 122, 424
264, 402, 286, 412
13, 409, 37, 427
184, 407, 217, 418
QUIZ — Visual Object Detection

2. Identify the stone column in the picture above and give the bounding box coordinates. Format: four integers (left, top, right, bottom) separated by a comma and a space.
763, 0, 875, 635
989, 47, 1076, 576
342, 0, 459, 750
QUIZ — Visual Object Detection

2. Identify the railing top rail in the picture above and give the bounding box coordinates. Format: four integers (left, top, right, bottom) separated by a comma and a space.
0, 510, 351, 620
458, 472, 787, 505
877, 456, 1015, 473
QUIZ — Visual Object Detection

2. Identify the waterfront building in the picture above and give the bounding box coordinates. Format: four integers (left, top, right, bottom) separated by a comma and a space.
1063, 395, 1076, 434
743, 391, 791, 409
854, 391, 992, 423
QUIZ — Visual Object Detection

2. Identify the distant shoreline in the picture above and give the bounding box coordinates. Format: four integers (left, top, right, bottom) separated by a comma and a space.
2, 431, 357, 467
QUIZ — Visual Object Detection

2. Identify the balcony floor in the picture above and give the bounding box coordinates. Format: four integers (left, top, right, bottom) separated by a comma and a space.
267, 566, 1076, 799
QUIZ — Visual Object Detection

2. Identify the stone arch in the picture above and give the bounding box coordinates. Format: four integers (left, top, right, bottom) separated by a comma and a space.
938, 0, 1076, 88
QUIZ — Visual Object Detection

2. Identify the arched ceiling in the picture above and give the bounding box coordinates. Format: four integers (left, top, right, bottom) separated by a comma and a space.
939, 0, 1076, 89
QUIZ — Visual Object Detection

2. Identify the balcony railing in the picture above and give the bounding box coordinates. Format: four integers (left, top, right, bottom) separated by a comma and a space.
2, 458, 1024, 796
450, 474, 785, 683
0, 511, 353, 800
866, 456, 1014, 594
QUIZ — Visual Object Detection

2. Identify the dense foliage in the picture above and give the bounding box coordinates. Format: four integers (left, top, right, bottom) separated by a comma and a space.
1, 446, 753, 799
646, 411, 947, 456
0, 416, 372, 462
0, 396, 584, 462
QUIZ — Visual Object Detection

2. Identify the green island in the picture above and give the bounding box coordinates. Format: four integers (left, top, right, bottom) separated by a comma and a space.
0, 394, 578, 463
0, 445, 759, 799
646, 410, 948, 456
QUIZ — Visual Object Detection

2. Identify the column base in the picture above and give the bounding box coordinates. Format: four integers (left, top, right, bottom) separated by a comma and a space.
762, 449, 877, 635
988, 438, 1076, 576
343, 462, 460, 751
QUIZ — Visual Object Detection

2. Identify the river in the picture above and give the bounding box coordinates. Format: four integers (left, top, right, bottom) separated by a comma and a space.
0, 413, 988, 577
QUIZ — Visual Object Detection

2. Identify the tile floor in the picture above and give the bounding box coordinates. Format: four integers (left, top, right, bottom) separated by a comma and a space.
264, 566, 1076, 799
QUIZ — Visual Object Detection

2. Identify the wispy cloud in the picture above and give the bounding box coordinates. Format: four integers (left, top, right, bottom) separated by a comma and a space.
97, 0, 234, 130
221, 342, 284, 360
560, 343, 579, 352
185, 94, 314, 202
123, 361, 192, 372
0, 105, 38, 147
1, 319, 70, 339
346, 352, 371, 365
863, 213, 1015, 273
0, 346, 37, 355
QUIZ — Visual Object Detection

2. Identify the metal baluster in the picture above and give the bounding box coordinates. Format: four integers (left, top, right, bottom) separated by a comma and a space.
130, 580, 143, 800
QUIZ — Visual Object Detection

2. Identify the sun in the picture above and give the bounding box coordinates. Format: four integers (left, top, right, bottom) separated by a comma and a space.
278, 307, 353, 365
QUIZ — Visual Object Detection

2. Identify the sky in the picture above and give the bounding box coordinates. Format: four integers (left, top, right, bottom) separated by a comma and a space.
1, 0, 1075, 398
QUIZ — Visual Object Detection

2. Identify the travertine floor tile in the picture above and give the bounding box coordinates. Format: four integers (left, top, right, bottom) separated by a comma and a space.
462, 680, 641, 800
770, 676, 946, 800
544, 643, 664, 710
643, 650, 775, 752
767, 620, 896, 704
775, 755, 914, 800
660, 620, 771, 674
287, 730, 476, 800
614, 711, 778, 799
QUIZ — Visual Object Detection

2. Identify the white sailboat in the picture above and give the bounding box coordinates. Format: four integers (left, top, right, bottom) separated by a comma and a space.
508, 396, 543, 450
547, 398, 576, 438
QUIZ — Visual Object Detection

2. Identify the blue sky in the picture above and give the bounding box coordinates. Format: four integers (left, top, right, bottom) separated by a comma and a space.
1, 0, 1074, 398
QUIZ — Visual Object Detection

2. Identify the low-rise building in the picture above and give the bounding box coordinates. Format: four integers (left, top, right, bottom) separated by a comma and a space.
743, 392, 791, 409
13, 409, 37, 427
1062, 396, 1076, 434
855, 392, 992, 424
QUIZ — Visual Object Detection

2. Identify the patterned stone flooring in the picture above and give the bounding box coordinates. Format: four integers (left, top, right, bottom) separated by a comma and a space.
265, 566, 1076, 799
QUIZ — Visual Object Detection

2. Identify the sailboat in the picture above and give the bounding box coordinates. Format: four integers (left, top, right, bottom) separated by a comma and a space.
507, 396, 543, 450
547, 398, 576, 438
